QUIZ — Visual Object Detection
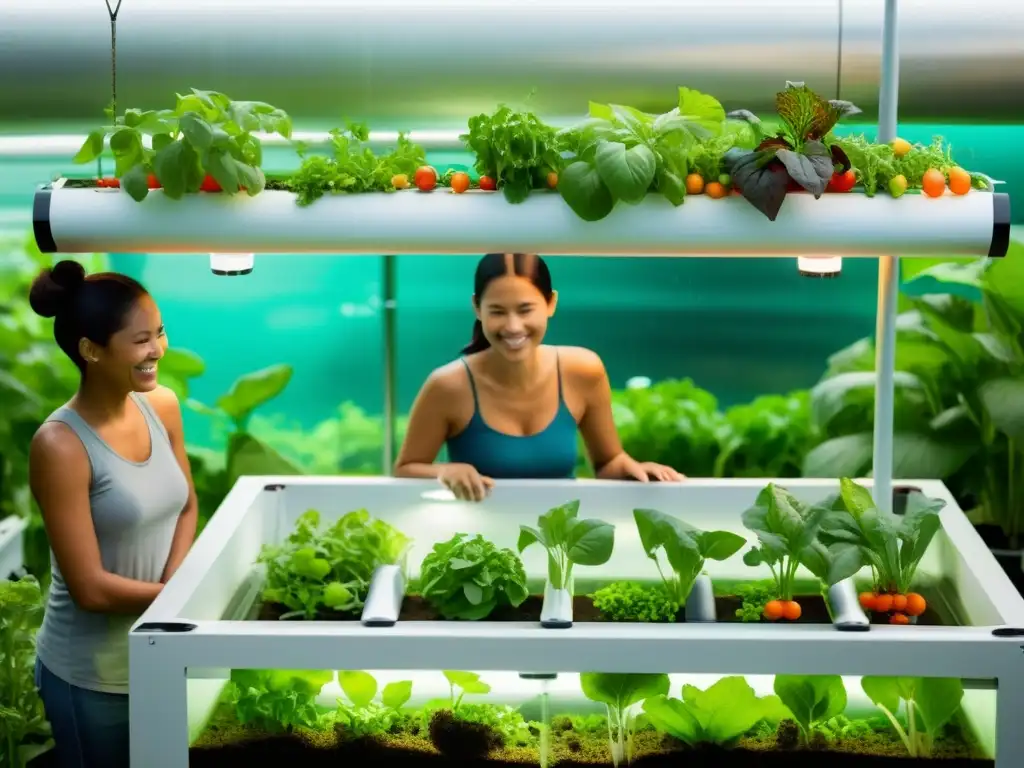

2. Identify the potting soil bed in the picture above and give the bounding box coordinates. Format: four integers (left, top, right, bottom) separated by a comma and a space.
256, 594, 946, 625
190, 710, 989, 768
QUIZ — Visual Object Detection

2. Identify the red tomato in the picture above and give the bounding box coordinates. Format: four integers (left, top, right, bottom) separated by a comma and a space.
414, 165, 437, 192
478, 175, 497, 191
450, 171, 470, 194
200, 175, 222, 192
827, 169, 857, 193
147, 174, 162, 189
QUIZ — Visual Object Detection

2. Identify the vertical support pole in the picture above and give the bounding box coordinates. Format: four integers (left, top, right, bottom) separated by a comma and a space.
129, 632, 189, 767
382, 254, 398, 474
872, 0, 900, 514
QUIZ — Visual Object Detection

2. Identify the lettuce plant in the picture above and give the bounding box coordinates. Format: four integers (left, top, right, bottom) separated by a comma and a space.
590, 581, 680, 623
861, 676, 964, 757
633, 509, 745, 605
419, 534, 529, 620
260, 508, 411, 619
579, 672, 669, 766
642, 676, 790, 747
517, 500, 614, 592
818, 478, 946, 595
226, 669, 333, 733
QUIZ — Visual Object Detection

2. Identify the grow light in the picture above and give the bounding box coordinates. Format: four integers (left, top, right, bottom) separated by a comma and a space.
31, 182, 1011, 258
797, 255, 843, 277
208, 252, 254, 276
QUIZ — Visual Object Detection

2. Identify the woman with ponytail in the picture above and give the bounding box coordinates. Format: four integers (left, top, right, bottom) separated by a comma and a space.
394, 253, 683, 501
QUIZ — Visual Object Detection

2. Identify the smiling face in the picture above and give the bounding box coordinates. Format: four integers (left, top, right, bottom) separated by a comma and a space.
80, 293, 167, 393
474, 274, 557, 361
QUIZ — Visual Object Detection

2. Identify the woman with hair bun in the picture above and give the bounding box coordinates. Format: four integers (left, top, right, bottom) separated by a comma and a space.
26, 260, 197, 768
394, 252, 684, 501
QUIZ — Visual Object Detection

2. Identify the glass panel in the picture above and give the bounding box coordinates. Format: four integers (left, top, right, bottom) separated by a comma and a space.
186, 669, 995, 766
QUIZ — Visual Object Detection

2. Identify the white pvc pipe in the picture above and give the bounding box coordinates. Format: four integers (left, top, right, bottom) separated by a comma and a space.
872, 0, 901, 514
34, 184, 1005, 257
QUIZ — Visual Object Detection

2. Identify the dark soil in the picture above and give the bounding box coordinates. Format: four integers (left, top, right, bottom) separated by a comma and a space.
257, 593, 946, 626
188, 736, 991, 768
428, 710, 502, 759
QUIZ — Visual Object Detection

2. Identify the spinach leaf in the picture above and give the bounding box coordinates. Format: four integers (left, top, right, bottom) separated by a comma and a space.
861, 676, 963, 757
518, 500, 615, 591
633, 508, 745, 604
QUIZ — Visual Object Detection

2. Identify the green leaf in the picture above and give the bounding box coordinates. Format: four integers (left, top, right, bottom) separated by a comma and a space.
773, 675, 847, 737
120, 163, 150, 202
204, 147, 241, 194
914, 677, 964, 736
444, 670, 491, 695
594, 142, 656, 204
978, 377, 1024, 441
381, 680, 412, 710
656, 168, 686, 206
73, 130, 105, 164
642, 695, 703, 745
217, 363, 293, 424
153, 140, 203, 200
565, 518, 615, 566
580, 672, 670, 712
901, 260, 986, 304
558, 161, 615, 222
160, 347, 205, 379
516, 525, 545, 553
697, 530, 746, 561
225, 432, 303, 487
180, 112, 215, 151
338, 670, 378, 707
810, 371, 921, 430
675, 87, 726, 137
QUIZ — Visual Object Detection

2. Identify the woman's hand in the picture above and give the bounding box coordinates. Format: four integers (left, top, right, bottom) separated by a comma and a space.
623, 460, 686, 483
437, 463, 495, 502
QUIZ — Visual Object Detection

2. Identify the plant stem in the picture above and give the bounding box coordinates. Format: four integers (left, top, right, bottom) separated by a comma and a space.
104, 0, 123, 117
907, 701, 919, 757
877, 705, 913, 755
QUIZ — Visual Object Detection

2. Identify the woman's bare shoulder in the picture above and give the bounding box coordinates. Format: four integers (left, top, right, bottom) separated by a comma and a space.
421, 359, 473, 397
554, 345, 607, 383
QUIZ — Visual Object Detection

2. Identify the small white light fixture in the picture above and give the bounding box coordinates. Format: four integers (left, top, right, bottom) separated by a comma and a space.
209, 253, 255, 276
797, 255, 843, 278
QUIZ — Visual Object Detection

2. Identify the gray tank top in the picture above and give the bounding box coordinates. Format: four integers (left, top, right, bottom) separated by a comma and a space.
35, 392, 188, 694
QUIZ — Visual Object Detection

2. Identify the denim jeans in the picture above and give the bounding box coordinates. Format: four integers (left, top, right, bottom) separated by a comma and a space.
34, 658, 130, 768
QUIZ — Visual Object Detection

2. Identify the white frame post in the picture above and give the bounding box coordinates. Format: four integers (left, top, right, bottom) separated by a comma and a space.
872, 0, 900, 514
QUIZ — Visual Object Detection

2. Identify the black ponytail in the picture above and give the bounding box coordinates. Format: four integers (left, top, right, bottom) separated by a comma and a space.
462, 319, 491, 354
460, 253, 553, 356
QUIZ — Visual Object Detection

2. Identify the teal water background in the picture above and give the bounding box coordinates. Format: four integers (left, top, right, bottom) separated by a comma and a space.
0, 122, 1020, 451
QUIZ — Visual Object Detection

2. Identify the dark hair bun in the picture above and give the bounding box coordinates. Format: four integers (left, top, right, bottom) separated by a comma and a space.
29, 260, 86, 319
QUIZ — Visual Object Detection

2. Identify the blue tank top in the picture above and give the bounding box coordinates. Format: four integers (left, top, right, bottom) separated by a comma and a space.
445, 353, 579, 479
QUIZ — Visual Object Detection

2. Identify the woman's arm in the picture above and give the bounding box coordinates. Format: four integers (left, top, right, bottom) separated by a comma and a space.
146, 386, 198, 584
394, 372, 453, 478
29, 424, 163, 613
572, 348, 683, 481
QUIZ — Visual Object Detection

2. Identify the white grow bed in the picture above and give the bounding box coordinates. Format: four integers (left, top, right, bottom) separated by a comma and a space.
131, 476, 1024, 767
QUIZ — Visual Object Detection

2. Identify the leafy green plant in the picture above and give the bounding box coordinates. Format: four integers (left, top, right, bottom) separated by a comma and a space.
260, 508, 410, 619
0, 577, 52, 768
633, 508, 745, 605
419, 534, 529, 620
334, 670, 413, 738
290, 121, 427, 206
579, 672, 669, 766
715, 391, 818, 477
818, 478, 945, 595
772, 674, 848, 745
555, 87, 726, 221
517, 500, 614, 591
861, 676, 964, 757
741, 484, 861, 601
225, 668, 332, 733
803, 246, 1024, 546
73, 88, 292, 202
642, 676, 790, 747
441, 670, 491, 712
733, 579, 776, 622
590, 581, 680, 623
460, 104, 561, 203
724, 82, 858, 220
